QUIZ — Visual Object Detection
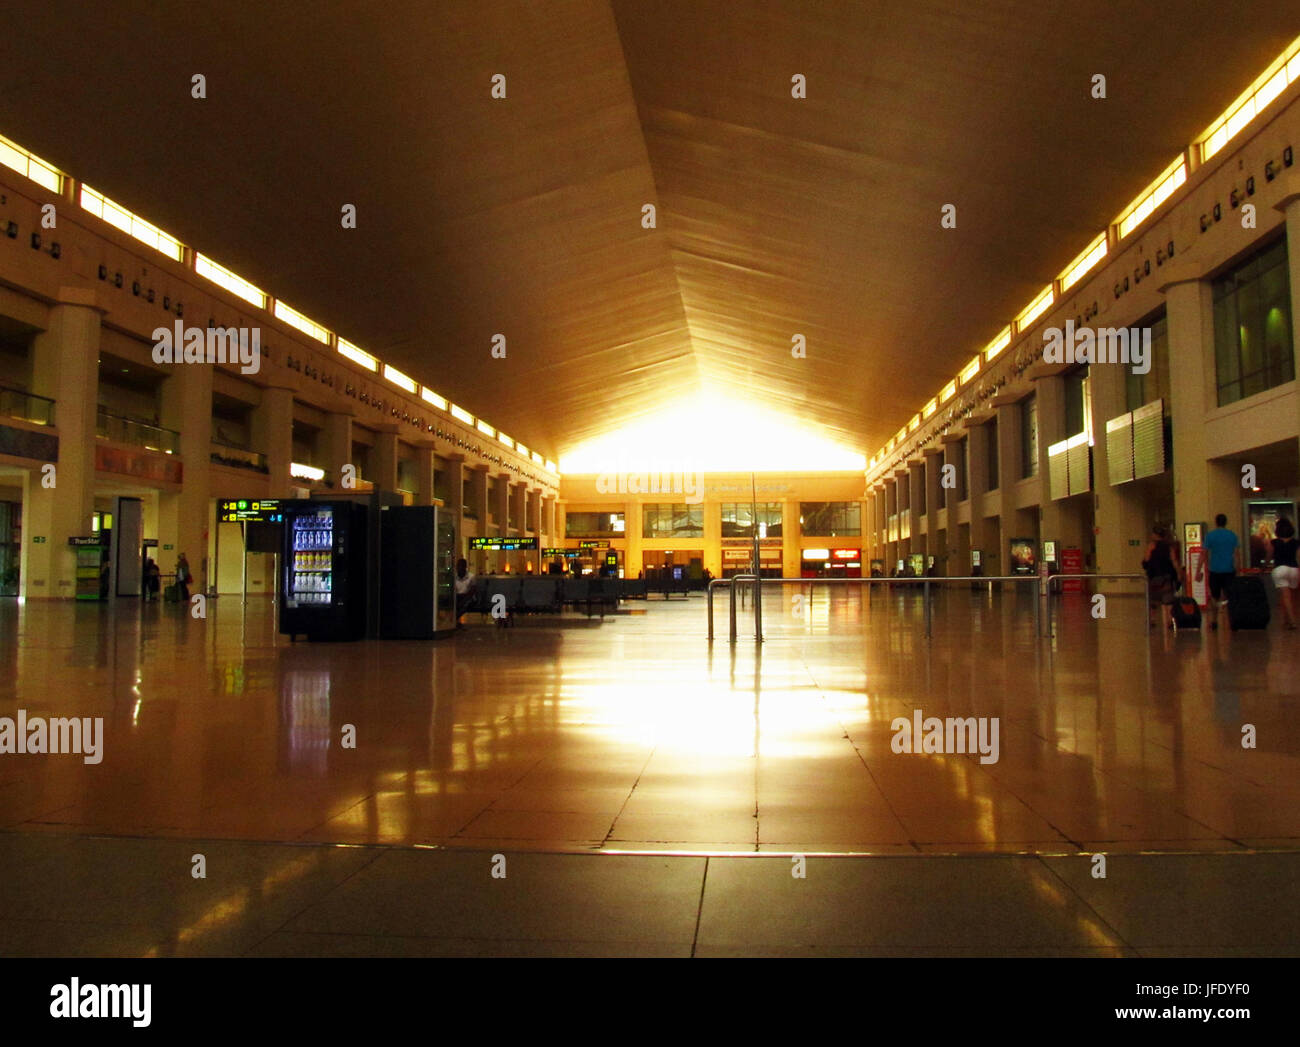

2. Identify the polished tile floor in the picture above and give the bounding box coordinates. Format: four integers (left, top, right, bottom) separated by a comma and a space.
1, 587, 1297, 956
2, 833, 1297, 957
1, 588, 1296, 853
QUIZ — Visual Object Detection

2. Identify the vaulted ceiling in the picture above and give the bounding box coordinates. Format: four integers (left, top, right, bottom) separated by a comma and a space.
1, 1, 1295, 463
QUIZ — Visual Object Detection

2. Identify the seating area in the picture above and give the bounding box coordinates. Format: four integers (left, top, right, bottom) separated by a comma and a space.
470, 575, 665, 620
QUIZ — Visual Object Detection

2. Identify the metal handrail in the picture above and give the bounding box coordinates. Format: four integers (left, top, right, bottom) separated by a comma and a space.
709, 574, 1049, 642
1044, 572, 1149, 638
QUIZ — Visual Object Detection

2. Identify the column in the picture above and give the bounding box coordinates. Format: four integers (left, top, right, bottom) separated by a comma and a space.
907, 462, 925, 565
23, 291, 102, 598
1161, 271, 1239, 533
1274, 178, 1300, 481
924, 448, 943, 571
251, 385, 294, 497
414, 444, 435, 506
372, 428, 399, 494
158, 348, 214, 594
322, 410, 352, 489
1089, 350, 1149, 580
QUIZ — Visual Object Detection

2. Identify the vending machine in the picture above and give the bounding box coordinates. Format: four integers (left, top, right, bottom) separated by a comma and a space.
377, 505, 457, 639
279, 500, 368, 641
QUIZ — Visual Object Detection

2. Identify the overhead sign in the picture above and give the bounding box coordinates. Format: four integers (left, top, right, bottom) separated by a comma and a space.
219, 499, 284, 523
542, 548, 579, 557
832, 548, 860, 559
470, 536, 538, 551
578, 540, 609, 549
67, 536, 103, 547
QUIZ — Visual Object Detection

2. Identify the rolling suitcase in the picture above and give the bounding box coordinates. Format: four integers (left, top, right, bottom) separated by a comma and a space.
1172, 596, 1201, 630
1226, 576, 1270, 631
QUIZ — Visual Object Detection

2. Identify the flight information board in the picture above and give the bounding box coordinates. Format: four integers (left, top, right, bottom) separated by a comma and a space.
219, 499, 285, 523
470, 536, 538, 551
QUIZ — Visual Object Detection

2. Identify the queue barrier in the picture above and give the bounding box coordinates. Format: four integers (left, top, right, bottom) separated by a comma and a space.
708, 572, 1155, 642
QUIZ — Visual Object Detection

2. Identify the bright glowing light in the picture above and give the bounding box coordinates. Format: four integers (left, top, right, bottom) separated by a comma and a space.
531, 451, 544, 465
0, 132, 62, 192
1199, 34, 1300, 161
1016, 285, 1055, 331
337, 338, 377, 372
557, 393, 865, 473
80, 185, 183, 261
1116, 158, 1185, 239
983, 326, 1011, 361
497, 431, 514, 448
420, 387, 447, 409
476, 419, 495, 437
383, 364, 416, 393
274, 300, 330, 343
939, 380, 957, 404
195, 253, 266, 308
959, 356, 980, 384
921, 398, 938, 419
1059, 233, 1107, 291
450, 403, 473, 424
515, 442, 529, 457
291, 462, 324, 481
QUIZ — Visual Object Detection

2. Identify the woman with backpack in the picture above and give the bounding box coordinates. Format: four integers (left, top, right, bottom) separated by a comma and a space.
1142, 525, 1182, 631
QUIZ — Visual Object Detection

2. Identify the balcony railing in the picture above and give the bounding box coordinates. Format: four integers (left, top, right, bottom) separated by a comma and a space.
0, 384, 55, 426
96, 408, 180, 455
210, 440, 269, 473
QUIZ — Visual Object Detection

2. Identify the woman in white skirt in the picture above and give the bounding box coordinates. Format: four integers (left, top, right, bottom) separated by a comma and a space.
1270, 517, 1299, 630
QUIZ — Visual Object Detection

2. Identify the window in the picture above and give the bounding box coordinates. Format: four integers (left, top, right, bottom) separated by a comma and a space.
1213, 238, 1293, 406
273, 301, 330, 344
643, 504, 703, 538
194, 254, 266, 308
721, 502, 783, 538
799, 502, 861, 536
565, 512, 624, 538
986, 418, 999, 491
1021, 395, 1038, 479
80, 185, 183, 261
0, 133, 62, 193
1126, 312, 1171, 412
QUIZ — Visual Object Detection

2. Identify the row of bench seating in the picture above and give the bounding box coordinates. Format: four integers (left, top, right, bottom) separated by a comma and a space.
467, 576, 625, 619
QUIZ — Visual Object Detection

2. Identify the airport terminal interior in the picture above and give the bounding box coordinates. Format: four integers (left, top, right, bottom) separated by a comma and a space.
0, 2, 1299, 958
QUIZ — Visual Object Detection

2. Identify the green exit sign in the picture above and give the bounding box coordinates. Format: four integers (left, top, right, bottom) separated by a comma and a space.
32, 536, 46, 544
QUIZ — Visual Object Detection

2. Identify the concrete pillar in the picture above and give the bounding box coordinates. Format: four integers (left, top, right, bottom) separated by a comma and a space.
322, 411, 352, 489
907, 465, 925, 563
884, 478, 897, 568
159, 348, 213, 594
924, 449, 942, 570
782, 499, 800, 577
1274, 180, 1300, 482
414, 445, 435, 506
1162, 273, 1239, 535
494, 474, 510, 536
625, 499, 643, 577
509, 482, 526, 534
23, 291, 102, 598
372, 429, 398, 494
251, 385, 294, 497
1089, 350, 1150, 580
991, 402, 1022, 577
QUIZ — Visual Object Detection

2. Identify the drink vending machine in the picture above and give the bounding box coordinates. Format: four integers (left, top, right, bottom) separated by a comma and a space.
279, 500, 368, 641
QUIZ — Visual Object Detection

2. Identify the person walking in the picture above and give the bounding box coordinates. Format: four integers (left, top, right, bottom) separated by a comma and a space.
1142, 525, 1182, 630
176, 553, 192, 601
454, 557, 476, 629
1271, 516, 1299, 630
143, 557, 161, 601
1196, 513, 1239, 630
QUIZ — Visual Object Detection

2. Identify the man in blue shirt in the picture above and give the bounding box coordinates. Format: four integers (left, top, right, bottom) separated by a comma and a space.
1197, 513, 1239, 630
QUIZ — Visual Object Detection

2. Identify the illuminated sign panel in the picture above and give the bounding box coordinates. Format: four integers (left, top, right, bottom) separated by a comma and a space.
470, 536, 538, 551
219, 499, 284, 523
578, 540, 610, 549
